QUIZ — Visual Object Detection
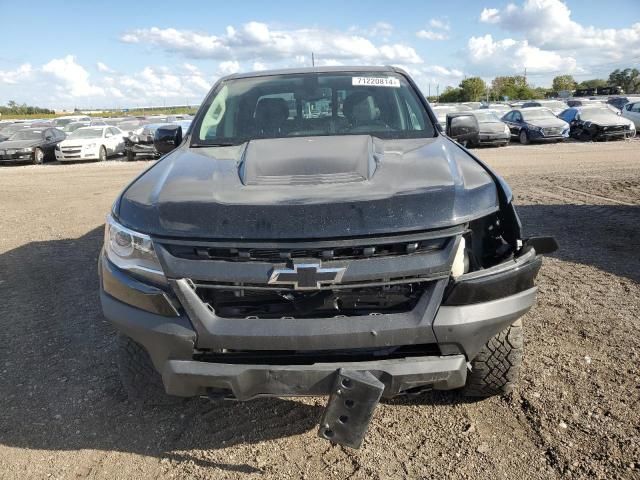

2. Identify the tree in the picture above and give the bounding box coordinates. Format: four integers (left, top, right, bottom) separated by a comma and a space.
439, 86, 462, 103
576, 78, 607, 89
608, 68, 640, 93
459, 77, 487, 102
491, 75, 534, 100
552, 75, 576, 92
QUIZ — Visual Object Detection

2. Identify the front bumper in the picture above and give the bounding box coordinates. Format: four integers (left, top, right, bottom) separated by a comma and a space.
100, 247, 541, 398
478, 132, 510, 145
126, 142, 158, 156
56, 148, 99, 161
0, 151, 33, 162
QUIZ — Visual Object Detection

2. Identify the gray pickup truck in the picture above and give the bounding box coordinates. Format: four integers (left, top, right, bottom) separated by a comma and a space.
99, 66, 556, 448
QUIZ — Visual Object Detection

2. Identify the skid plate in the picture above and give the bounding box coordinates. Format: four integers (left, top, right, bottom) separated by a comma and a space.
318, 369, 385, 448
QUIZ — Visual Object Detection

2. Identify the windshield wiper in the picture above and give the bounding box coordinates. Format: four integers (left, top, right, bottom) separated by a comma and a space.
191, 142, 236, 147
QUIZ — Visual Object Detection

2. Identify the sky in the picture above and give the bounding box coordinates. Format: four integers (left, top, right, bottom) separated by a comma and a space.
0, 0, 638, 109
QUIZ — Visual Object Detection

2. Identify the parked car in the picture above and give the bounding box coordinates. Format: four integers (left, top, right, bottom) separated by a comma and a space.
479, 103, 511, 115
521, 100, 567, 116
0, 121, 31, 141
608, 96, 640, 111
502, 107, 569, 144
62, 119, 107, 133
55, 126, 125, 162
468, 110, 511, 147
0, 127, 65, 164
124, 120, 191, 161
431, 104, 471, 129
99, 66, 557, 449
558, 105, 636, 141
621, 100, 640, 129
51, 115, 91, 130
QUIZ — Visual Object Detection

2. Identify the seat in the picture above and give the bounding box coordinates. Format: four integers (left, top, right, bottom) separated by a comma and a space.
254, 98, 290, 137
342, 91, 385, 132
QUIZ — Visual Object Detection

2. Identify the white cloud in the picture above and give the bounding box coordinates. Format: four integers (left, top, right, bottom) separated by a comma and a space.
0, 63, 33, 84
479, 0, 640, 61
417, 18, 450, 41
429, 19, 450, 31
479, 8, 500, 24
96, 62, 113, 73
416, 30, 448, 41
252, 61, 268, 71
42, 55, 105, 96
121, 22, 423, 64
218, 60, 240, 75
467, 34, 576, 74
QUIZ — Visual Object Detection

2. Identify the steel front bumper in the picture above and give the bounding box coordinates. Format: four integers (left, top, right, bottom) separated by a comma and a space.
100, 249, 540, 399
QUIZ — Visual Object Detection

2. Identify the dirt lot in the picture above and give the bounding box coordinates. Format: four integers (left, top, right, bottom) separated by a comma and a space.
0, 140, 638, 479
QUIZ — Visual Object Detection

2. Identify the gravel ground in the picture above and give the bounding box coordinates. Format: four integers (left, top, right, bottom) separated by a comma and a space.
0, 140, 638, 479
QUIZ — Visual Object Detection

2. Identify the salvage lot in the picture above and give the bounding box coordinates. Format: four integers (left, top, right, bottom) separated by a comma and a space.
0, 140, 638, 479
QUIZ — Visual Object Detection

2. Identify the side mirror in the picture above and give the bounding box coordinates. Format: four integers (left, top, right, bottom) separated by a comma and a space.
446, 113, 480, 146
154, 125, 183, 154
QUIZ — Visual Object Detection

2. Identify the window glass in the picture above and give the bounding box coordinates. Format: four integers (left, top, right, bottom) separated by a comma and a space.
195, 72, 435, 144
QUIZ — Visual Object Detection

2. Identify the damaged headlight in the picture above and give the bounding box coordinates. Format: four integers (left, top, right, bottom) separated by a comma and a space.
451, 237, 469, 279
104, 214, 166, 284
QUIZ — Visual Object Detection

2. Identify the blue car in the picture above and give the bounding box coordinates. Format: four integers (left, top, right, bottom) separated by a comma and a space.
501, 107, 569, 144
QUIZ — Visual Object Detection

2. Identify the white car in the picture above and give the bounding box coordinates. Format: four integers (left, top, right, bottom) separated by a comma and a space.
56, 126, 125, 162
621, 100, 640, 130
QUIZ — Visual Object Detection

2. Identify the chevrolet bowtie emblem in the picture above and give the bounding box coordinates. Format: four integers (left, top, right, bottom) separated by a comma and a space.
268, 263, 346, 290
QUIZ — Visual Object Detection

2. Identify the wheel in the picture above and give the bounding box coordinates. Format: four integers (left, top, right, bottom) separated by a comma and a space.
519, 130, 530, 145
99, 146, 107, 162
116, 335, 184, 406
462, 319, 523, 397
126, 150, 135, 162
33, 148, 44, 165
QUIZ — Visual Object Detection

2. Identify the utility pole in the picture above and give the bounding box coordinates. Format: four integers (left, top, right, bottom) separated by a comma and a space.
428, 83, 431, 98
311, 52, 315, 67
437, 84, 440, 102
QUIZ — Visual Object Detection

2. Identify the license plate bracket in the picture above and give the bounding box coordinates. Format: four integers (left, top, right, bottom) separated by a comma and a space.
317, 369, 385, 448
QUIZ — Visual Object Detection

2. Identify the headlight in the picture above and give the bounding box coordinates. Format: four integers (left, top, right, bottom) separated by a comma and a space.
503, 124, 510, 135
85, 143, 97, 149
451, 237, 468, 279
529, 125, 542, 132
20, 147, 32, 153
55, 144, 61, 151
104, 214, 166, 284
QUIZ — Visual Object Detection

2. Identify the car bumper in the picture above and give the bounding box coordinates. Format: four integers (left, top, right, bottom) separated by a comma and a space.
127, 143, 158, 156
56, 150, 99, 161
99, 248, 541, 399
0, 153, 33, 162
478, 133, 510, 145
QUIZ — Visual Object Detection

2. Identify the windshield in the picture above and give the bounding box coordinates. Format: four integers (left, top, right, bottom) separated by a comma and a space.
9, 129, 43, 140
580, 107, 619, 119
64, 123, 89, 132
53, 118, 78, 127
473, 111, 501, 122
521, 109, 557, 121
541, 101, 566, 110
1, 124, 28, 135
69, 128, 104, 139
194, 72, 435, 145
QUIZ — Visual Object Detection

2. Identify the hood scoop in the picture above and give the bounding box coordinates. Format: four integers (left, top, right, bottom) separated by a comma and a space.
239, 135, 379, 186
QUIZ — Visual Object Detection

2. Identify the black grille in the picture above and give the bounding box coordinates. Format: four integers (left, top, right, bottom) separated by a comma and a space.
166, 237, 446, 262
193, 343, 441, 365
195, 282, 430, 319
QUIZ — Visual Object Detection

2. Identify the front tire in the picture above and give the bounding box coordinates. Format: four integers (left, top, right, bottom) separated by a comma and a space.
98, 146, 107, 162
116, 335, 184, 406
126, 150, 135, 162
519, 130, 530, 145
33, 148, 44, 165
463, 319, 523, 397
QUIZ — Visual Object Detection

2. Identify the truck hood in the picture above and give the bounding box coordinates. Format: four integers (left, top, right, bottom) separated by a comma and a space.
60, 137, 102, 147
117, 135, 500, 240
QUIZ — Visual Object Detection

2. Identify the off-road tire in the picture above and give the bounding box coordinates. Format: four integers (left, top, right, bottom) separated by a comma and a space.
116, 334, 184, 406
463, 319, 523, 397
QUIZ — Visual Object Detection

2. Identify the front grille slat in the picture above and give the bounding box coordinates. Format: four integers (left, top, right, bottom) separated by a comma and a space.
167, 237, 446, 262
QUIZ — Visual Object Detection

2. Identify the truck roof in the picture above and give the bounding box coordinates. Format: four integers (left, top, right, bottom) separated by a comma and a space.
225, 65, 399, 81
